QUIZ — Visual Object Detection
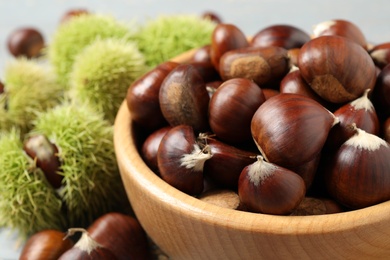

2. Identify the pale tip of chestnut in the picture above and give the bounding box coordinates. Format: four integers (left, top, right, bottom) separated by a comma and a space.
64, 228, 101, 254
370, 49, 388, 64
312, 20, 336, 37
180, 144, 212, 171
247, 155, 275, 186
350, 89, 374, 111
346, 124, 388, 151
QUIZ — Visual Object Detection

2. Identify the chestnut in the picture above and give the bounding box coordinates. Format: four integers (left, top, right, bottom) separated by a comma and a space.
7, 27, 44, 58
60, 8, 89, 24
219, 46, 290, 87
372, 63, 390, 119
251, 93, 338, 168
298, 35, 376, 103
326, 125, 390, 209
238, 156, 306, 215
191, 44, 212, 63
201, 11, 223, 24
326, 89, 380, 150
210, 23, 249, 70
312, 19, 367, 48
279, 68, 334, 110
159, 64, 210, 132
290, 197, 344, 216
198, 189, 242, 210
250, 24, 311, 49
59, 228, 117, 259
157, 125, 212, 195
383, 117, 390, 142
20, 229, 74, 260
141, 126, 173, 173
208, 78, 266, 144
0, 80, 4, 94
369, 42, 390, 69
87, 212, 150, 260
287, 48, 300, 67
201, 135, 258, 189
23, 134, 63, 189
126, 61, 178, 130
262, 88, 280, 100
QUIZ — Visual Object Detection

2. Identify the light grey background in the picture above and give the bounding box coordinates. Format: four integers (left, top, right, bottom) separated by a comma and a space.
0, 0, 389, 259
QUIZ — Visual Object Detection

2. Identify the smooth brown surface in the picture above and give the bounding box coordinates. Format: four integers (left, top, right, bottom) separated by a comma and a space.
114, 49, 390, 260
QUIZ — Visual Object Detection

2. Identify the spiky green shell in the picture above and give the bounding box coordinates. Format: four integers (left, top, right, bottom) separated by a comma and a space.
30, 102, 127, 227
134, 14, 216, 67
0, 129, 66, 240
0, 58, 63, 134
69, 38, 146, 123
48, 13, 134, 88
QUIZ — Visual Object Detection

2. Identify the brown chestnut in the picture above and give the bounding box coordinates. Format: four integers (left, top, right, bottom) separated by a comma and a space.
20, 229, 74, 260
250, 24, 311, 49
159, 64, 210, 132
219, 46, 290, 87
191, 45, 212, 63
298, 35, 376, 103
238, 156, 306, 215
326, 125, 390, 209
59, 228, 117, 260
201, 11, 223, 24
60, 8, 90, 24
208, 78, 266, 144
251, 93, 338, 168
23, 134, 63, 189
383, 117, 390, 142
262, 88, 280, 100
88, 212, 150, 260
157, 125, 212, 195
126, 61, 179, 130
198, 189, 241, 210
290, 197, 343, 216
312, 19, 367, 48
201, 135, 258, 189
141, 126, 173, 173
0, 80, 4, 94
326, 89, 380, 150
7, 27, 44, 58
210, 23, 249, 71
370, 42, 390, 69
372, 63, 390, 119
279, 68, 334, 110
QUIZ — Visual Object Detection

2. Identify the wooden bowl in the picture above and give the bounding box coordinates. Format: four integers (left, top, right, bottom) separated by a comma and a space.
114, 50, 390, 259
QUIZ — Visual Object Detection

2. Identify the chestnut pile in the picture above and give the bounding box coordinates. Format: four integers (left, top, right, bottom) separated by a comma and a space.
126, 19, 390, 216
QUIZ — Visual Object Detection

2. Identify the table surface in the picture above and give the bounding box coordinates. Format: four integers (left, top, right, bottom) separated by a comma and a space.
1, 0, 389, 259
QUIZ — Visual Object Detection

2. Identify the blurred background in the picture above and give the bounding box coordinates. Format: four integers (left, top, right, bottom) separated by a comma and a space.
0, 0, 389, 258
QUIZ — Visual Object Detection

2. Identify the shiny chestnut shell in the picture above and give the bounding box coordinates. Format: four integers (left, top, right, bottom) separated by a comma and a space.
250, 24, 311, 49
210, 23, 249, 70
209, 78, 266, 144
251, 93, 338, 168
159, 64, 210, 132
7, 27, 44, 58
126, 61, 178, 130
298, 35, 376, 103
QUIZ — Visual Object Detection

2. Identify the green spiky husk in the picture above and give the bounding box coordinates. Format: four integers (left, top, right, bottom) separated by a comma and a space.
30, 102, 127, 227
0, 129, 66, 240
48, 13, 135, 88
69, 38, 146, 123
0, 58, 63, 134
134, 14, 216, 67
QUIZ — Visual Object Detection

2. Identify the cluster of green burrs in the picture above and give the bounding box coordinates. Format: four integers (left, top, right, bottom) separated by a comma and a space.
0, 11, 216, 240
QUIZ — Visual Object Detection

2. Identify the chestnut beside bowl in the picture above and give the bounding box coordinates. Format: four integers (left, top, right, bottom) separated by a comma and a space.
114, 50, 390, 260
